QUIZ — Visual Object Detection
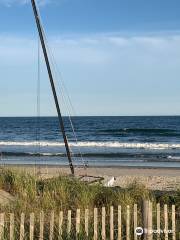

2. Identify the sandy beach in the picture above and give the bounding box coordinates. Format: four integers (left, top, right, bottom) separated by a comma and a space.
4, 165, 180, 192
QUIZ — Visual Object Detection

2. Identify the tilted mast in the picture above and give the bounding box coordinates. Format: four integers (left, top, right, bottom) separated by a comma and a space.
31, 0, 74, 175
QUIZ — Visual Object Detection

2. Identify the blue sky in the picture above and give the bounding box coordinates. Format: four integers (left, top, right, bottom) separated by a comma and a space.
0, 0, 180, 116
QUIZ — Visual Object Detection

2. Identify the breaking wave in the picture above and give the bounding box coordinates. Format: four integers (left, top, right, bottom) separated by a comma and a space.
0, 141, 180, 149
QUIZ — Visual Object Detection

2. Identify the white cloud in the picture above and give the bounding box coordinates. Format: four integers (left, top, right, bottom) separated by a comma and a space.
0, 32, 180, 115
1, 32, 180, 66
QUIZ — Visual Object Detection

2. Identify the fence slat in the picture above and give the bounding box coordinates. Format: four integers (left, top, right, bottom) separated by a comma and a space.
143, 200, 149, 240
94, 208, 98, 240
10, 213, 14, 240
85, 209, 89, 237
172, 205, 176, 240
49, 211, 54, 240
126, 205, 130, 240
102, 207, 106, 240
76, 209, 80, 235
110, 206, 114, 240
0, 213, 4, 240
30, 213, 34, 240
134, 204, 137, 240
157, 203, 160, 240
19, 213, 25, 240
118, 206, 121, 240
67, 210, 71, 234
39, 211, 44, 240
58, 211, 63, 237
164, 204, 168, 240
148, 201, 152, 240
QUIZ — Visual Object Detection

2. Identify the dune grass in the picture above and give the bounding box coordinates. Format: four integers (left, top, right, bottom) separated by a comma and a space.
0, 168, 179, 213
0, 168, 179, 239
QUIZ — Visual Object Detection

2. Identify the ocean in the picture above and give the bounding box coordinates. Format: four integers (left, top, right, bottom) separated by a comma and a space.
0, 116, 180, 168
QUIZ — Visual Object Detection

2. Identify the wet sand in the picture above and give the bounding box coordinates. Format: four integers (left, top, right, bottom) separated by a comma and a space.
3, 165, 180, 191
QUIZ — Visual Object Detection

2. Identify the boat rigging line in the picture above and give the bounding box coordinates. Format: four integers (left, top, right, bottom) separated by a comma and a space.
37, 1, 86, 169
31, 0, 75, 175
42, 37, 87, 168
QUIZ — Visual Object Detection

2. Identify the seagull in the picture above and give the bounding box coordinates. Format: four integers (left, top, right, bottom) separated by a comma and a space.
105, 177, 116, 187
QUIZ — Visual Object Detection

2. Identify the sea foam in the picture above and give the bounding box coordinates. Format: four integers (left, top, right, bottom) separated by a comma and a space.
0, 141, 180, 149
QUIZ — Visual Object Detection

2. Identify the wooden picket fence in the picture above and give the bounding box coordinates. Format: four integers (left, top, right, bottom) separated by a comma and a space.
0, 202, 179, 239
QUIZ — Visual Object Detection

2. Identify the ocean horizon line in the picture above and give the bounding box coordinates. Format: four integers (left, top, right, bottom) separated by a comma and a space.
0, 115, 180, 118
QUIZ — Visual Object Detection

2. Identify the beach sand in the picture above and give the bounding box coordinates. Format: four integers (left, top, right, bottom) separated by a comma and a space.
3, 165, 180, 191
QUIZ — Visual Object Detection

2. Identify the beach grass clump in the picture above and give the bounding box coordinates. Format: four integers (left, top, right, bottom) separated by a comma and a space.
157, 188, 180, 210
0, 168, 178, 214
118, 181, 151, 204
0, 168, 37, 201
0, 169, 149, 213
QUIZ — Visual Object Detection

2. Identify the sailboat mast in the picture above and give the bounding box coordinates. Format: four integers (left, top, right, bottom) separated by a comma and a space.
31, 0, 74, 175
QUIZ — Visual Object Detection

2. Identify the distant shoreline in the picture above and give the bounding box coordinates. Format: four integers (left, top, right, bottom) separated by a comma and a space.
1, 163, 180, 170
1, 115, 180, 118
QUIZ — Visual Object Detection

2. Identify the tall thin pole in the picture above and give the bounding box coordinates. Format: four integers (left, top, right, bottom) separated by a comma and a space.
31, 0, 74, 175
